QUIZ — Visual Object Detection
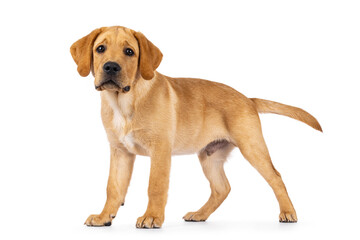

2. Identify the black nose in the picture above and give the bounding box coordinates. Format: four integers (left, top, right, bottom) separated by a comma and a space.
103, 62, 121, 75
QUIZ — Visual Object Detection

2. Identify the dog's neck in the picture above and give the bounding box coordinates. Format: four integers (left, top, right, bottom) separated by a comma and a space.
101, 72, 158, 120
132, 72, 158, 105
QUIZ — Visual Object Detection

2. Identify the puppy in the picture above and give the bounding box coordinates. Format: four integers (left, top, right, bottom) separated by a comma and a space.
70, 26, 322, 228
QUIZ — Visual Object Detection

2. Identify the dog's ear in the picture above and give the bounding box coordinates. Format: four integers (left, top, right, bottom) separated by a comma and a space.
134, 32, 163, 80
70, 28, 106, 77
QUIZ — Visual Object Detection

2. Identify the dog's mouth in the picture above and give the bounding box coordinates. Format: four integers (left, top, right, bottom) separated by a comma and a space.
95, 79, 121, 91
95, 80, 131, 93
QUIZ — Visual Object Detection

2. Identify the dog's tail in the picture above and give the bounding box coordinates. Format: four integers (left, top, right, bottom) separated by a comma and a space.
250, 98, 322, 132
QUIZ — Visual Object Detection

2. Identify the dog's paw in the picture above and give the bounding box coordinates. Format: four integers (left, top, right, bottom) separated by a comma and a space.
279, 211, 298, 223
84, 214, 113, 227
183, 211, 208, 222
136, 214, 163, 229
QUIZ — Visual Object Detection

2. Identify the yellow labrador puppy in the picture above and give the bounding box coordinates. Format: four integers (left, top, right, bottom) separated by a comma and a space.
70, 26, 322, 228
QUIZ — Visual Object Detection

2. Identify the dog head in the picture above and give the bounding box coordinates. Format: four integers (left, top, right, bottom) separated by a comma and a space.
70, 26, 163, 92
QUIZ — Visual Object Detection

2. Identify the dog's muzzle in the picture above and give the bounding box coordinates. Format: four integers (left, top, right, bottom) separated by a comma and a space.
95, 62, 131, 92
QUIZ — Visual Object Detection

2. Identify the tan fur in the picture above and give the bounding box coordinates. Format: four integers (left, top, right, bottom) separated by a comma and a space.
70, 26, 322, 228
251, 98, 323, 132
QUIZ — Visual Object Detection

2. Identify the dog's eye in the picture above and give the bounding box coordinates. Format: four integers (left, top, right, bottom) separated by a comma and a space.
124, 48, 134, 56
96, 45, 106, 53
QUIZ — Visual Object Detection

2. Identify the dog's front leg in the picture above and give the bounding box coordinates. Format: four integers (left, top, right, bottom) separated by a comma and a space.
136, 145, 171, 229
85, 147, 135, 226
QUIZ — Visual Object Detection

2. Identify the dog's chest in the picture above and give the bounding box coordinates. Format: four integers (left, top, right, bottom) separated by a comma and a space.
111, 106, 135, 150
102, 92, 136, 152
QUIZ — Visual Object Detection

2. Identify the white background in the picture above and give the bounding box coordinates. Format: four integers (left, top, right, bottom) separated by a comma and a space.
0, 0, 359, 239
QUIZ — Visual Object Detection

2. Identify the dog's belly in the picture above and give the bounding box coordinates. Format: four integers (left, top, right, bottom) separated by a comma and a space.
171, 130, 231, 156
171, 146, 199, 155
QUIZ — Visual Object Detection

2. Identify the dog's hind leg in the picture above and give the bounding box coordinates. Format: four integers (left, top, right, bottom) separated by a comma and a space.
183, 142, 234, 222
229, 112, 297, 222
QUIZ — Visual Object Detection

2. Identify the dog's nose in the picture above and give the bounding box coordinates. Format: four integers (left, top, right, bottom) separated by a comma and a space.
103, 62, 121, 75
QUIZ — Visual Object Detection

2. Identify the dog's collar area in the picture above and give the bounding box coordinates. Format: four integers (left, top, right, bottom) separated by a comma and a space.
122, 86, 130, 93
